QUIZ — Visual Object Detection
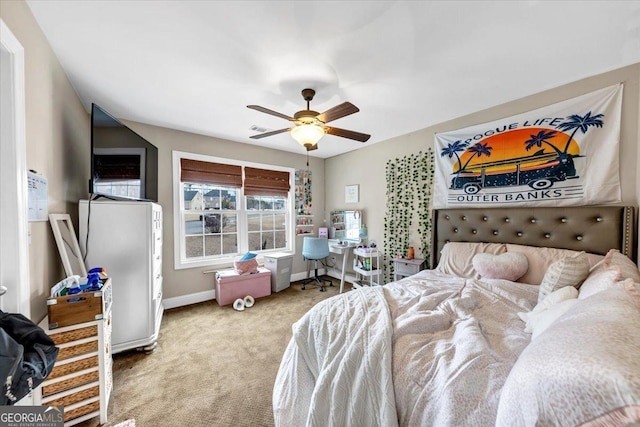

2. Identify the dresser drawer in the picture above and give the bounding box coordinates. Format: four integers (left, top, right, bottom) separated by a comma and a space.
50, 325, 98, 345
57, 340, 99, 361
395, 261, 420, 275
46, 385, 100, 407
65, 400, 100, 423
48, 355, 99, 380
42, 370, 99, 397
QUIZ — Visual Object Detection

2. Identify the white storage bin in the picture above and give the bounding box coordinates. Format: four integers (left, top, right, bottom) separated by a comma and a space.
263, 252, 294, 292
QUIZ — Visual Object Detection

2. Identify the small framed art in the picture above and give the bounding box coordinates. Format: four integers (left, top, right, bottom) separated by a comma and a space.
345, 184, 359, 203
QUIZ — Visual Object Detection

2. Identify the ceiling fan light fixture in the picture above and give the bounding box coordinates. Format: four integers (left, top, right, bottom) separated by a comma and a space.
291, 123, 325, 148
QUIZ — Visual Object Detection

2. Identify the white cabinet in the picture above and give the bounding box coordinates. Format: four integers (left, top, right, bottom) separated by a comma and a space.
79, 200, 163, 354
34, 291, 112, 426
352, 248, 382, 288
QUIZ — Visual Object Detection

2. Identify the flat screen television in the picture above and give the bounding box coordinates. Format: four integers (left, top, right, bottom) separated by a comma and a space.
90, 103, 158, 202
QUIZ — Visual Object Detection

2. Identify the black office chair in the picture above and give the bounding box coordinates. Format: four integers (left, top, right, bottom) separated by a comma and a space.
301, 237, 333, 292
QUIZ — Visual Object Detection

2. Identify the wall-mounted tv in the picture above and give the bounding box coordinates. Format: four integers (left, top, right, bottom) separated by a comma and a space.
90, 103, 158, 202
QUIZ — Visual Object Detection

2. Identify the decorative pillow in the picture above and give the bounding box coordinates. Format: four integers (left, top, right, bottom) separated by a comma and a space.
234, 258, 258, 275
518, 285, 578, 331
472, 252, 528, 281
537, 252, 589, 304
528, 299, 579, 339
496, 287, 640, 427
535, 284, 578, 311
592, 249, 640, 283
506, 244, 603, 285
578, 267, 621, 299
436, 242, 506, 279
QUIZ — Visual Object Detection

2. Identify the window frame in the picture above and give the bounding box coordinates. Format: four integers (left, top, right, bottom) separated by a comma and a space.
172, 150, 295, 270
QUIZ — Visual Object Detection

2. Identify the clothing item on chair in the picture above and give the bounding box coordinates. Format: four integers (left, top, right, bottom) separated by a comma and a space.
301, 237, 333, 292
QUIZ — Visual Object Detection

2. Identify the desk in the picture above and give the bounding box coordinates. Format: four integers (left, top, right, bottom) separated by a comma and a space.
329, 240, 356, 293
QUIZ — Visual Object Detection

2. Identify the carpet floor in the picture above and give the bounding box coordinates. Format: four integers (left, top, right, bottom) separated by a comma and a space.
77, 278, 341, 427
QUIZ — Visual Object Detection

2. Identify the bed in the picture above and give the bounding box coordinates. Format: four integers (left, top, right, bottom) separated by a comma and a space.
273, 206, 640, 427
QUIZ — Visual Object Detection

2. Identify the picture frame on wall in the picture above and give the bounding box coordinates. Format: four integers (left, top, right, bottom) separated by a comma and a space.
345, 184, 359, 203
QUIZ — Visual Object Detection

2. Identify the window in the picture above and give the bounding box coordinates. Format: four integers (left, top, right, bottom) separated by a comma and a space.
173, 151, 295, 269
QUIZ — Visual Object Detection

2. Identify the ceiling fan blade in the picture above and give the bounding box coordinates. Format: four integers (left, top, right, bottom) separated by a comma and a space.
316, 102, 360, 124
249, 128, 291, 139
247, 105, 294, 121
325, 127, 371, 142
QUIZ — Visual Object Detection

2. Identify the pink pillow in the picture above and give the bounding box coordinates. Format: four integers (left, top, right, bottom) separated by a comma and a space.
436, 242, 506, 278
578, 267, 621, 299
472, 252, 528, 281
593, 249, 640, 283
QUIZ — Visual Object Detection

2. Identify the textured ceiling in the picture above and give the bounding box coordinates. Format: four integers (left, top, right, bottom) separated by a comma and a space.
26, 1, 640, 158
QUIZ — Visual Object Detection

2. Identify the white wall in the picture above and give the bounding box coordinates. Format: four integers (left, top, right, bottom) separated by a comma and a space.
4, 0, 639, 306
325, 63, 640, 262
1, 1, 91, 320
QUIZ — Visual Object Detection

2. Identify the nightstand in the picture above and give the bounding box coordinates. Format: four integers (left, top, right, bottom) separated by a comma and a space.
393, 258, 426, 281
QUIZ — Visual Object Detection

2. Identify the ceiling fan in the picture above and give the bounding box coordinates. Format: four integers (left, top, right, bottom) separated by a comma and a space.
247, 88, 371, 151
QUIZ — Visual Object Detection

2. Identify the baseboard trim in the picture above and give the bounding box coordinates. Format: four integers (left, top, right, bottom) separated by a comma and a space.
163, 290, 216, 310
164, 269, 359, 309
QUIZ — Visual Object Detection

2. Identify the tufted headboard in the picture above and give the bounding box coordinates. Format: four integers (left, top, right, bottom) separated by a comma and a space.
431, 206, 636, 269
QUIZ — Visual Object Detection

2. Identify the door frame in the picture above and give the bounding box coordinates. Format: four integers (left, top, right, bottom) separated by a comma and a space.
1, 19, 30, 318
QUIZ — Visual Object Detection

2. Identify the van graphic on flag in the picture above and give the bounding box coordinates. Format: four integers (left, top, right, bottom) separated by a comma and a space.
433, 85, 622, 208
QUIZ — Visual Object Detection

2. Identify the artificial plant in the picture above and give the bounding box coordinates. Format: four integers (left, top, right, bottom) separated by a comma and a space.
383, 149, 435, 282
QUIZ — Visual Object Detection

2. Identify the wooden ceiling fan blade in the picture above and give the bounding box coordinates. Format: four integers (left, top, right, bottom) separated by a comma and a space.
325, 127, 371, 142
247, 105, 294, 121
249, 128, 291, 139
317, 102, 359, 124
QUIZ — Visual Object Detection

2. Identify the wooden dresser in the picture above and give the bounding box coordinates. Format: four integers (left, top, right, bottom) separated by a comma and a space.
34, 283, 113, 426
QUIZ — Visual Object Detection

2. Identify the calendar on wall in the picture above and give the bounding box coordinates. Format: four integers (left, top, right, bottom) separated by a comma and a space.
28, 171, 48, 221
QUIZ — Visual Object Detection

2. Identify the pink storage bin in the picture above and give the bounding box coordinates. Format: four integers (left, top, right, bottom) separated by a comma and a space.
215, 267, 271, 306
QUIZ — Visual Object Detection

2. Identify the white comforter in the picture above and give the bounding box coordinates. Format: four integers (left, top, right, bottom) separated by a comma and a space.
273, 270, 538, 427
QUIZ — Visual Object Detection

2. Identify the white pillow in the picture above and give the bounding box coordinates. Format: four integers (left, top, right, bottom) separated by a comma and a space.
529, 299, 579, 339
534, 285, 578, 312
506, 244, 603, 285
538, 252, 589, 304
518, 286, 578, 328
578, 267, 621, 299
436, 242, 506, 278
472, 252, 528, 281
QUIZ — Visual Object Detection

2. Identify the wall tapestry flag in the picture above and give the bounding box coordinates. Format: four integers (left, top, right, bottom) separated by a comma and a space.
433, 84, 623, 208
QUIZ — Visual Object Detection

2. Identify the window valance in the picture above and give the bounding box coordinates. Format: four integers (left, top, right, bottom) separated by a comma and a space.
180, 159, 242, 187
244, 167, 290, 197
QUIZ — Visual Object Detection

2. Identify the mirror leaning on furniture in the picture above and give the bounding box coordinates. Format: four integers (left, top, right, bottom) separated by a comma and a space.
49, 213, 110, 300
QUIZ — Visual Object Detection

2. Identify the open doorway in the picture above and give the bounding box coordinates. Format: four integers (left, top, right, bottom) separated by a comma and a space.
0, 19, 30, 318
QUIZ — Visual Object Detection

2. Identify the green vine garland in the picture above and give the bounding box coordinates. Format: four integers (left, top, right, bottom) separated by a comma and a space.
383, 149, 435, 282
